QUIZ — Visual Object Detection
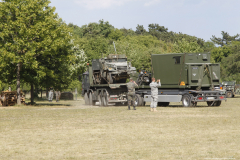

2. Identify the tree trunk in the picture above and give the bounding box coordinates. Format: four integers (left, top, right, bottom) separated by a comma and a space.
17, 63, 21, 105
31, 83, 34, 104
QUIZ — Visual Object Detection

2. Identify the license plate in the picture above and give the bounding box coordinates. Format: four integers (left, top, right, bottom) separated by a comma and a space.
207, 97, 215, 100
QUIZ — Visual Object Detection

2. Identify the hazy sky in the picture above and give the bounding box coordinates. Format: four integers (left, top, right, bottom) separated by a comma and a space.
50, 0, 240, 41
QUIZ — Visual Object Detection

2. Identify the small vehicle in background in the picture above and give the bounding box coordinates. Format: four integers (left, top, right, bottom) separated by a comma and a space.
221, 81, 237, 98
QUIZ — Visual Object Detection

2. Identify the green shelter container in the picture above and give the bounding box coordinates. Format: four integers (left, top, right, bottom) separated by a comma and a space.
151, 53, 220, 89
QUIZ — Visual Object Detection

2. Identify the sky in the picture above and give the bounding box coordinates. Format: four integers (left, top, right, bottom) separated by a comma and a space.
50, 0, 240, 41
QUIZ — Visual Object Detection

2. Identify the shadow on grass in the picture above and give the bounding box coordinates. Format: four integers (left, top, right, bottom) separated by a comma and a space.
25, 101, 71, 107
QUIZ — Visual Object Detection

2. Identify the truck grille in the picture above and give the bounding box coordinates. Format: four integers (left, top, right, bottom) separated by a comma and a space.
117, 66, 127, 70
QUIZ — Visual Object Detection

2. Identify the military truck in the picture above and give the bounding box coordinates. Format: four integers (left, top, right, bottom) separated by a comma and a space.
92, 54, 136, 84
81, 55, 136, 106
221, 81, 236, 98
134, 53, 226, 107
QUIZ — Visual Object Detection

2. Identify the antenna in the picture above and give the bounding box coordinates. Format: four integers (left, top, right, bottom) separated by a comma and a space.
113, 41, 117, 54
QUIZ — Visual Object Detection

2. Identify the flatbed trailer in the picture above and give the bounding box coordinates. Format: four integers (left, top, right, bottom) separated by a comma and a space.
135, 87, 226, 107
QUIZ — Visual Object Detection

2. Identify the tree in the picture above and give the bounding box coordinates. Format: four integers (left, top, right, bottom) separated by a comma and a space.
0, 0, 74, 104
173, 38, 204, 53
221, 41, 240, 83
211, 31, 240, 47
135, 24, 147, 35
81, 20, 114, 38
211, 46, 232, 63
148, 23, 168, 39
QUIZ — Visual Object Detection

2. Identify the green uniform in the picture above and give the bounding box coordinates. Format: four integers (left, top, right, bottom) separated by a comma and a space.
126, 81, 138, 110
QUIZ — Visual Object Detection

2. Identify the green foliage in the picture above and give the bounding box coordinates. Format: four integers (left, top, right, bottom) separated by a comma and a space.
211, 31, 240, 47
135, 24, 147, 35
173, 38, 204, 53
0, 0, 78, 92
211, 46, 232, 63
108, 29, 123, 41
220, 41, 240, 83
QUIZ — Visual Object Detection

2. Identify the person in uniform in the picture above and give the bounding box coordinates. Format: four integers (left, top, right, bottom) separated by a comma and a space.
149, 78, 161, 112
48, 86, 54, 102
55, 89, 61, 102
126, 78, 138, 110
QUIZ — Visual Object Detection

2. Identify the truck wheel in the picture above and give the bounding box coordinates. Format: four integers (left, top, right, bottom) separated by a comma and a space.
135, 94, 143, 106
207, 101, 213, 106
182, 95, 192, 107
89, 92, 93, 105
226, 91, 233, 98
98, 93, 103, 106
102, 92, 108, 106
84, 93, 89, 105
215, 101, 221, 106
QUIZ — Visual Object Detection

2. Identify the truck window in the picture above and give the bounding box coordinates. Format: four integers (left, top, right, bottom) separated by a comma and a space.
174, 56, 181, 64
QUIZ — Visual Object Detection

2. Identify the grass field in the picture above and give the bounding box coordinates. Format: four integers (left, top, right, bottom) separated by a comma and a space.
0, 96, 239, 160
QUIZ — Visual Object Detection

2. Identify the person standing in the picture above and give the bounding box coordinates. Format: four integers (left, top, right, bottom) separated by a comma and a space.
126, 78, 138, 110
150, 78, 161, 112
55, 89, 61, 102
48, 86, 54, 102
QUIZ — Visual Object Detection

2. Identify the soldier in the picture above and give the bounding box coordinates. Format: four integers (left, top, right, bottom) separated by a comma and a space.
55, 89, 61, 102
126, 78, 138, 110
149, 78, 161, 112
48, 86, 54, 102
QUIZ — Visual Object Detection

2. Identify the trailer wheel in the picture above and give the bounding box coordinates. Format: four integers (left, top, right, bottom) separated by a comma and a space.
135, 94, 143, 106
98, 93, 103, 106
182, 95, 192, 107
102, 92, 108, 106
226, 91, 233, 98
84, 93, 89, 105
215, 101, 221, 106
89, 92, 93, 105
207, 101, 213, 106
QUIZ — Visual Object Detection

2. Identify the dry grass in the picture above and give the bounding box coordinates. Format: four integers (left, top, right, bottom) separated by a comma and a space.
0, 96, 240, 160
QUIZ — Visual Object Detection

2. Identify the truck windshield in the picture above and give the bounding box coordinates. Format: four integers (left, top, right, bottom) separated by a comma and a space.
106, 58, 127, 62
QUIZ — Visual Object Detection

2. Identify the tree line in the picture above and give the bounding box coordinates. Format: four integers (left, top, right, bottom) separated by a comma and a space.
0, 0, 240, 104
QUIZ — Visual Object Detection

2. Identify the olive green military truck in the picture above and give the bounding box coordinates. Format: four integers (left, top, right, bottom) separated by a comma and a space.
92, 54, 136, 84
134, 53, 226, 107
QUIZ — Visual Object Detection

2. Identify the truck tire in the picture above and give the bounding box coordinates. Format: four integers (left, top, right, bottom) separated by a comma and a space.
214, 101, 221, 106
226, 91, 233, 98
89, 92, 93, 105
135, 94, 143, 106
84, 93, 89, 105
207, 101, 214, 106
98, 93, 103, 106
182, 94, 192, 107
102, 92, 108, 106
